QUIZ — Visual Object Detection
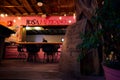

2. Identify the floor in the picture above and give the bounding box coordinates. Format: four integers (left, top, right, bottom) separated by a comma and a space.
0, 59, 105, 80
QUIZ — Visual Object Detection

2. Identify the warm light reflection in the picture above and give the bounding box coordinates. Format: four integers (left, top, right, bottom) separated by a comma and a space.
11, 34, 15, 36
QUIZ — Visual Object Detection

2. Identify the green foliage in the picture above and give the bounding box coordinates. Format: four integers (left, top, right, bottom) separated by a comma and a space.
77, 0, 120, 62
78, 29, 103, 49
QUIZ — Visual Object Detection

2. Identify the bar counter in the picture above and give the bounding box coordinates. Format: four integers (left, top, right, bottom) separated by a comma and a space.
5, 42, 62, 62
16, 42, 63, 45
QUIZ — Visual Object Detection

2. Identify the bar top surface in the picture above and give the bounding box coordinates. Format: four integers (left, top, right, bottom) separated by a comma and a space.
16, 42, 63, 45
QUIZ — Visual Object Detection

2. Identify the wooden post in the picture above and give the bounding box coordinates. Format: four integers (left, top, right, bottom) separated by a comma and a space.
0, 24, 14, 63
0, 37, 5, 63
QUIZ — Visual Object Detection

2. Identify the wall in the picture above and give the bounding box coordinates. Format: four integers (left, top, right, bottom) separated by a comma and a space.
0, 16, 75, 42
26, 35, 64, 42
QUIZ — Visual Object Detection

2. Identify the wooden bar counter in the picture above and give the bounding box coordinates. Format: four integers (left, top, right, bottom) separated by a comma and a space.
17, 42, 63, 45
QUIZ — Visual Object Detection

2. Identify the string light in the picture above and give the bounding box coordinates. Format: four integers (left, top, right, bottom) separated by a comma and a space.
17, 17, 21, 20
59, 16, 62, 20
13, 19, 16, 23
0, 14, 4, 17
5, 14, 8, 16
64, 14, 66, 16
0, 13, 8, 17
68, 20, 72, 23
73, 13, 76, 19
41, 14, 47, 18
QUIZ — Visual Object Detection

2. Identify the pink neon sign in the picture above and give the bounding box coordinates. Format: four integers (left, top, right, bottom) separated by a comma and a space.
0, 16, 76, 26
23, 16, 76, 25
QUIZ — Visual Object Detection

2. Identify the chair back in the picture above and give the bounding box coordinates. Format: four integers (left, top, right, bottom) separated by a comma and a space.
42, 44, 60, 55
17, 45, 24, 52
26, 44, 40, 53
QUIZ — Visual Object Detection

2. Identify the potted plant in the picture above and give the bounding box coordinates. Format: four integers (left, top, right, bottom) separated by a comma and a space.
77, 0, 120, 79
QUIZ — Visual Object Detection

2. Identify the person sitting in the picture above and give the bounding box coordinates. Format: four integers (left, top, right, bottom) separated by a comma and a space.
42, 38, 47, 42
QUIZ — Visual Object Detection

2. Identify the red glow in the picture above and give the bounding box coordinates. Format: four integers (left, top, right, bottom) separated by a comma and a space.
7, 21, 13, 26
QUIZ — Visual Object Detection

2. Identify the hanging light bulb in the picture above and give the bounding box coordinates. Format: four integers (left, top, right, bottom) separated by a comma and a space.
68, 20, 72, 23
5, 14, 8, 17
64, 14, 66, 16
13, 19, 16, 23
0, 14, 4, 17
0, 13, 8, 17
18, 17, 21, 20
59, 16, 62, 20
37, 2, 43, 6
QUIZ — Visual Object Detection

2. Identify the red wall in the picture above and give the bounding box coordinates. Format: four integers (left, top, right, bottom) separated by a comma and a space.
0, 16, 76, 27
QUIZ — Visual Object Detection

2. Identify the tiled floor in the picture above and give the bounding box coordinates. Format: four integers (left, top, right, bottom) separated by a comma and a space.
0, 59, 105, 80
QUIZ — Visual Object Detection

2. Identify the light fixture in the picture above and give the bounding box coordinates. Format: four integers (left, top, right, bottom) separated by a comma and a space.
17, 17, 21, 20
13, 19, 16, 23
68, 20, 72, 23
64, 14, 66, 16
0, 14, 4, 17
26, 27, 32, 30
59, 16, 62, 20
0, 13, 8, 17
37, 2, 43, 6
34, 27, 44, 30
41, 14, 47, 18
73, 13, 76, 19
61, 38, 64, 42
5, 14, 8, 17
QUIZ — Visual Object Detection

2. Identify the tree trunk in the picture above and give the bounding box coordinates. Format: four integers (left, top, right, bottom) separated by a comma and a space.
59, 0, 100, 78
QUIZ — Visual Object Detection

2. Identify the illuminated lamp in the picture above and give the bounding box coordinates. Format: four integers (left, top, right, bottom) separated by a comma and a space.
37, 2, 43, 6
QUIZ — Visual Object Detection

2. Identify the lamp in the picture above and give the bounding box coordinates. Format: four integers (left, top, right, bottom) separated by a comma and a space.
37, 2, 43, 7
0, 13, 8, 17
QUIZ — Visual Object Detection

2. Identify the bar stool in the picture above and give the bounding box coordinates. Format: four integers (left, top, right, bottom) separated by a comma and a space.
42, 44, 60, 63
17, 44, 27, 61
26, 44, 40, 62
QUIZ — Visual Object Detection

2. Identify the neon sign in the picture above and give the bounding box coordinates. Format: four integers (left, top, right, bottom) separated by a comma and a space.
25, 16, 76, 25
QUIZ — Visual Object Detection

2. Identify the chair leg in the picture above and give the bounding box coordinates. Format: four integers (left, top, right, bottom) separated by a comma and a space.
52, 55, 54, 62
46, 55, 49, 62
43, 53, 46, 63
